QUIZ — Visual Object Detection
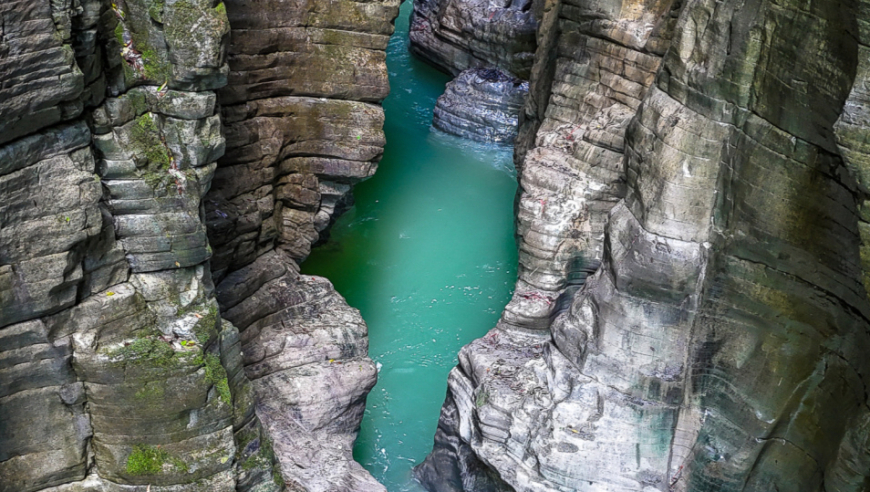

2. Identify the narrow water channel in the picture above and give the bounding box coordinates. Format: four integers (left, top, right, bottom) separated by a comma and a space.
300, 2, 519, 490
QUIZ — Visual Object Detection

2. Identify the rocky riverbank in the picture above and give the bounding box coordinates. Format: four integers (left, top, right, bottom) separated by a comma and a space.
410, 0, 537, 143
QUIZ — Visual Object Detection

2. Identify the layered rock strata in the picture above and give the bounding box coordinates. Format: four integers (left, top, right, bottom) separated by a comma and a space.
202, 0, 400, 490
419, 0, 870, 491
432, 68, 529, 143
409, 0, 538, 79
1, 0, 398, 491
410, 0, 539, 144
1, 1, 281, 491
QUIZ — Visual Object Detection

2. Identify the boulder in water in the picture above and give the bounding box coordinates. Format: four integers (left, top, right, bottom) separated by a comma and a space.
432, 68, 528, 143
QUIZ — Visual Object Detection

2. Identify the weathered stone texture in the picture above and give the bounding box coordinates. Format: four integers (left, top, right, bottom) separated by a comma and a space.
2, 0, 399, 486
508, 0, 680, 329
199, 0, 399, 490
419, 0, 870, 491
410, 0, 539, 144
216, 253, 380, 491
432, 68, 529, 143
0, 0, 100, 146
1, 1, 280, 491
409, 0, 538, 79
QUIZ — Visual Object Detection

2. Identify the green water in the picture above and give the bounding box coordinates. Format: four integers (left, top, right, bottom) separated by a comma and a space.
300, 3, 518, 490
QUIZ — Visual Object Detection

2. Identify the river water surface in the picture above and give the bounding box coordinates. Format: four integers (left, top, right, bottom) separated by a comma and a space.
301, 3, 518, 489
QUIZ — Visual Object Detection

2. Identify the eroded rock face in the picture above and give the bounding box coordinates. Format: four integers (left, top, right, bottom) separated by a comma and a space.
216, 253, 381, 491
410, 0, 538, 144
1, 1, 280, 491
1, 0, 396, 490
202, 0, 399, 490
409, 0, 538, 79
418, 0, 870, 491
432, 68, 528, 143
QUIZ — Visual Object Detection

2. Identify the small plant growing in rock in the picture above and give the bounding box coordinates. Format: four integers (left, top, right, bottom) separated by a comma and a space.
475, 389, 489, 408
110, 337, 178, 368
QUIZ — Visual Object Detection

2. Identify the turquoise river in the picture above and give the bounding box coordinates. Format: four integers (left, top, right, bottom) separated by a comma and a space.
300, 2, 519, 490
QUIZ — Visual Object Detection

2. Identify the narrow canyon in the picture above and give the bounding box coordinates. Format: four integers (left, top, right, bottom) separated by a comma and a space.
2, 1, 870, 492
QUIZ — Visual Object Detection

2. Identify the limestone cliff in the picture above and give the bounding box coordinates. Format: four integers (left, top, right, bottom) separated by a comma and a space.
409, 0, 538, 79
0, 0, 396, 491
417, 0, 870, 491
1, 1, 280, 491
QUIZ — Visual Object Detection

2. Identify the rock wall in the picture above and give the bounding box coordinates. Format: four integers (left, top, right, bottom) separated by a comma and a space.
409, 0, 538, 79
203, 0, 399, 490
0, 0, 397, 491
1, 1, 281, 491
418, 0, 870, 491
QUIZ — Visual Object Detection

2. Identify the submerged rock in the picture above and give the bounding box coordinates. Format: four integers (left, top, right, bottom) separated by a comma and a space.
433, 68, 528, 143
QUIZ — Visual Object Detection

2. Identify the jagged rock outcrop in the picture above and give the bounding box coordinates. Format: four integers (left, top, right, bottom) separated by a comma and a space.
418, 0, 870, 491
409, 0, 538, 79
1, 0, 397, 490
1, 1, 281, 491
410, 0, 539, 144
432, 68, 528, 143
202, 0, 399, 490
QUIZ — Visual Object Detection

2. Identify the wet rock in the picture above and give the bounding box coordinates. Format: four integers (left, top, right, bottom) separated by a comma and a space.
433, 68, 528, 143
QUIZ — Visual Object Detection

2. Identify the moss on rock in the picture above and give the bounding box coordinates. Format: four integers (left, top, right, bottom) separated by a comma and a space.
109, 337, 179, 367
193, 305, 219, 344
134, 381, 166, 402
148, 0, 166, 22
126, 444, 188, 475
129, 113, 170, 168
193, 351, 231, 406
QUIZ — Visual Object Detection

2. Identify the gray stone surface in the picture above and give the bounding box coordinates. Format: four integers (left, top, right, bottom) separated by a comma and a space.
217, 253, 381, 491
201, 0, 400, 488
433, 68, 528, 143
409, 0, 538, 79
0, 1, 280, 491
11, 0, 870, 491
1, 0, 398, 487
418, 0, 870, 491
410, 0, 538, 145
